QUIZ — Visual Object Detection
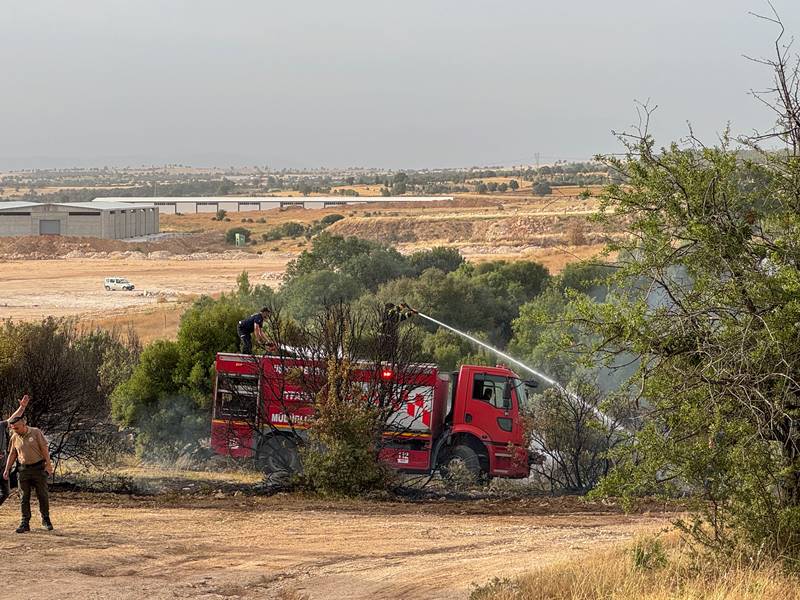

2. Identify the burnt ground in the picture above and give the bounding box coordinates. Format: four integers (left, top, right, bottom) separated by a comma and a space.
0, 489, 674, 600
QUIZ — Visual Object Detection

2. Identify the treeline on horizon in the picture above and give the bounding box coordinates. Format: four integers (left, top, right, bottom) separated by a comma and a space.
0, 160, 611, 202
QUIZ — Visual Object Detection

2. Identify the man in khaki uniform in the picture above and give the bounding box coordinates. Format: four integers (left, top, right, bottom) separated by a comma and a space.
3, 417, 54, 533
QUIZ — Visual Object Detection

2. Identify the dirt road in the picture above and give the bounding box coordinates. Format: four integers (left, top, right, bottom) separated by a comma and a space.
0, 257, 289, 321
0, 494, 668, 600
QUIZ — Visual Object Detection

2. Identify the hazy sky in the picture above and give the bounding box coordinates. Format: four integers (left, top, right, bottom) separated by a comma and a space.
2, 1, 799, 169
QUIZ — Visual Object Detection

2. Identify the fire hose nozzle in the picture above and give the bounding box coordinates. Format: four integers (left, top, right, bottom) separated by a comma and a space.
384, 302, 418, 323
398, 302, 418, 315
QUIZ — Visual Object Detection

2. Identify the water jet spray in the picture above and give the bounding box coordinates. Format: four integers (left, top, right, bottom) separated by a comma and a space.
390, 303, 624, 432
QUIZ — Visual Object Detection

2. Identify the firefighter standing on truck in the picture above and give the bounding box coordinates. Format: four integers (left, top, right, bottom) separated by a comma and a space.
237, 306, 271, 354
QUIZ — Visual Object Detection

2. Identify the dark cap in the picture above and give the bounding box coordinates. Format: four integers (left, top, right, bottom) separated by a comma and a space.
8, 416, 24, 425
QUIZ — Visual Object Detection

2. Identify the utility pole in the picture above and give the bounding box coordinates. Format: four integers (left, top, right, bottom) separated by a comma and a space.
534, 152, 540, 170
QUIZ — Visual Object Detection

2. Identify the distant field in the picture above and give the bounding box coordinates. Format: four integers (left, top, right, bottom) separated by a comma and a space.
87, 302, 189, 343
0, 192, 611, 341
0, 257, 288, 322
0, 184, 138, 198
328, 184, 386, 195
159, 191, 613, 285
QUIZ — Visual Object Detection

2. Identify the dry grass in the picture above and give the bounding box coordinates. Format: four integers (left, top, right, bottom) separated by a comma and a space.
474, 535, 800, 600
59, 455, 265, 491
85, 302, 190, 342
157, 193, 608, 259
550, 184, 604, 196
108, 464, 263, 486
465, 244, 612, 273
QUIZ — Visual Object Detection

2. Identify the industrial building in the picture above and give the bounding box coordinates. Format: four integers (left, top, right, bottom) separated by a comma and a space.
94, 196, 453, 215
0, 200, 159, 239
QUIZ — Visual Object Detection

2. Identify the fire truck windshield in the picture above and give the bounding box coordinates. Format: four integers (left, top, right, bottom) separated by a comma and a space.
511, 378, 533, 412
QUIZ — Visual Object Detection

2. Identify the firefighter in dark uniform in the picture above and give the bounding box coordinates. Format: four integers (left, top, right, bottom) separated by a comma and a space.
237, 307, 271, 354
378, 303, 418, 360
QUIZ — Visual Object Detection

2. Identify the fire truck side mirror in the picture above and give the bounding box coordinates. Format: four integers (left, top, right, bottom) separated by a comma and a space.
502, 383, 512, 409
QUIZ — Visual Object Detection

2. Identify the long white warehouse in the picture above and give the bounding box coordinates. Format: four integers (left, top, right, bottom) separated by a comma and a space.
0, 200, 159, 239
93, 196, 453, 215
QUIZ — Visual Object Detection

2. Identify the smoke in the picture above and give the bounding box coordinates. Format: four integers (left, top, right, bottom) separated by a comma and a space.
591, 264, 692, 398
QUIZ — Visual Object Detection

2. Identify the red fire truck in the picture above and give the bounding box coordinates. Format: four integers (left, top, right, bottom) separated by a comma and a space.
210, 352, 533, 480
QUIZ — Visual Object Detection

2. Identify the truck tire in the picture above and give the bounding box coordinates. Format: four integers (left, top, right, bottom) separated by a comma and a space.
256, 435, 302, 475
441, 444, 483, 484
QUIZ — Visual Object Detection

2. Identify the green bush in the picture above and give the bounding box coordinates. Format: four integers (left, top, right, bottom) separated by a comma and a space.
532, 181, 552, 195
408, 246, 464, 276
420, 328, 475, 371
320, 213, 345, 226
111, 340, 181, 426
631, 537, 667, 571
282, 222, 306, 237
300, 360, 387, 496
284, 233, 413, 291
279, 271, 364, 322
173, 294, 254, 406
262, 221, 307, 241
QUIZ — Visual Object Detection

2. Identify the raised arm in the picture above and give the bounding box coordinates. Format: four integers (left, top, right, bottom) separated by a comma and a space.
7, 395, 29, 421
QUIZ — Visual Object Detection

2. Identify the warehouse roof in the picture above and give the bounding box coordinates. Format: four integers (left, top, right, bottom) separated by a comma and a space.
0, 202, 38, 211
61, 200, 157, 210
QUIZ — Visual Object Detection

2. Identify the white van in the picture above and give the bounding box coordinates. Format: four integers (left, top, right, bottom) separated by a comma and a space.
104, 277, 135, 291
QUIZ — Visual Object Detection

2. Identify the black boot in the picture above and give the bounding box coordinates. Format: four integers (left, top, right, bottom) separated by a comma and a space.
15, 520, 29, 534
42, 516, 53, 531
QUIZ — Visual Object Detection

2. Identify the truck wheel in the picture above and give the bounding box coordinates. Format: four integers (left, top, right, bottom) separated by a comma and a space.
441, 444, 483, 484
256, 435, 302, 475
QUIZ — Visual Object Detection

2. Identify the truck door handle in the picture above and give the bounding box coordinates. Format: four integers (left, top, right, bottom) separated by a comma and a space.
465, 413, 472, 423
